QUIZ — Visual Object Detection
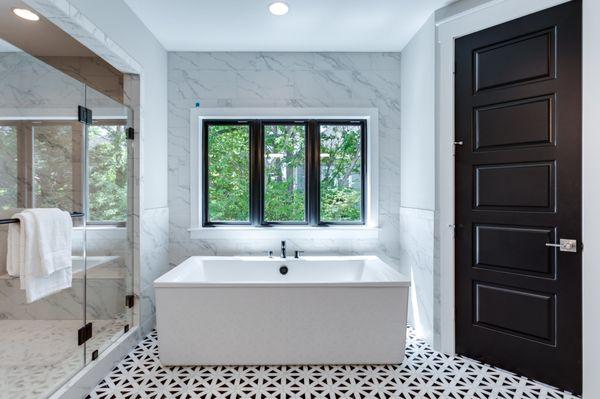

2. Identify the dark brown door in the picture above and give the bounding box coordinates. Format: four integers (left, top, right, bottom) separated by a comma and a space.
455, 1, 581, 394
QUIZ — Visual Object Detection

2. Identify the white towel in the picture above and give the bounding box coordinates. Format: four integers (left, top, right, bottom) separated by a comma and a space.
6, 208, 73, 303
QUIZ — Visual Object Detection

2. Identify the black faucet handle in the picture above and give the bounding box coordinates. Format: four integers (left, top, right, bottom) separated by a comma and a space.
294, 250, 305, 258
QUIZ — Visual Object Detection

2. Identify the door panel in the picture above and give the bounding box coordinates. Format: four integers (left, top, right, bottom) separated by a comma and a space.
474, 162, 554, 210
474, 95, 554, 150
474, 282, 556, 343
455, 0, 581, 394
474, 224, 556, 276
474, 28, 556, 92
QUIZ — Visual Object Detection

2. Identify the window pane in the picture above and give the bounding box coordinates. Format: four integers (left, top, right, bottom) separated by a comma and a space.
0, 125, 18, 210
264, 125, 306, 222
33, 123, 79, 210
207, 124, 250, 222
319, 124, 363, 222
88, 123, 127, 222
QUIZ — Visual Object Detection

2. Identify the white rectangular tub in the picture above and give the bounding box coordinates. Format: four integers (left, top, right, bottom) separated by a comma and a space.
154, 255, 410, 366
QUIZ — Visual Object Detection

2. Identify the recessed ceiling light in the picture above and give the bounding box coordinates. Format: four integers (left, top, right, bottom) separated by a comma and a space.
13, 8, 39, 21
269, 2, 289, 16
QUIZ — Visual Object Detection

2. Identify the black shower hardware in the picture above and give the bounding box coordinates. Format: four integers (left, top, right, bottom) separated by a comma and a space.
279, 265, 288, 275
280, 240, 286, 259
0, 211, 85, 225
294, 250, 305, 259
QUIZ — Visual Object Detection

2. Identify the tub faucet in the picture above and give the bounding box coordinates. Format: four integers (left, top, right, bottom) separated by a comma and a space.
280, 240, 286, 259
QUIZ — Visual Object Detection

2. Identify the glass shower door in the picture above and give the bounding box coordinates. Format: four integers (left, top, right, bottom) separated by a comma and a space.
0, 45, 87, 399
82, 86, 134, 363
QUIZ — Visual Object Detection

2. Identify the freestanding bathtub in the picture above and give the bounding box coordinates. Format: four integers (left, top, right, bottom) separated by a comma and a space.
154, 255, 410, 366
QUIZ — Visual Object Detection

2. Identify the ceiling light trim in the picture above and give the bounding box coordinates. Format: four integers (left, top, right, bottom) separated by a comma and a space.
13, 8, 40, 22
268, 2, 289, 16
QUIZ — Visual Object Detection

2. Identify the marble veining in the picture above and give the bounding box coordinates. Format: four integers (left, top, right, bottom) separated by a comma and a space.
400, 206, 435, 346
23, 0, 141, 74
168, 52, 402, 271
0, 317, 127, 399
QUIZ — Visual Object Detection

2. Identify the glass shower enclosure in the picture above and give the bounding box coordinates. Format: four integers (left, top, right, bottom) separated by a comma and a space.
0, 41, 135, 399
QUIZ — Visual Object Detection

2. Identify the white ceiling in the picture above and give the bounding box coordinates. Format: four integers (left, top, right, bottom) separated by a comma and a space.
122, 0, 455, 52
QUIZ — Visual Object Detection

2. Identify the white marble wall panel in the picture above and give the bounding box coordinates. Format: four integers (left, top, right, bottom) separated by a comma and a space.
0, 276, 124, 320
399, 207, 435, 346
139, 206, 169, 334
168, 52, 402, 268
24, 0, 142, 74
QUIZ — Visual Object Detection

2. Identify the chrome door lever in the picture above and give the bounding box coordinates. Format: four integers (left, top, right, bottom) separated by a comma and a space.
545, 239, 577, 253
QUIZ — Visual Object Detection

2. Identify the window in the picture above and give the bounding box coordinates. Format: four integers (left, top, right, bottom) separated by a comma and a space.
204, 123, 250, 224
319, 123, 364, 223
32, 122, 79, 211
202, 119, 366, 226
263, 123, 306, 223
0, 119, 128, 224
0, 124, 18, 210
88, 121, 128, 224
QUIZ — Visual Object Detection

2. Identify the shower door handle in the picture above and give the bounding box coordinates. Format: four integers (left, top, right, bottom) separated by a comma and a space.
545, 239, 577, 253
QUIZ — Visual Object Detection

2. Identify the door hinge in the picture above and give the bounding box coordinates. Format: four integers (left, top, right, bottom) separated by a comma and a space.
126, 294, 134, 308
77, 106, 93, 125
126, 127, 135, 140
91, 349, 99, 361
77, 322, 93, 346
124, 324, 130, 334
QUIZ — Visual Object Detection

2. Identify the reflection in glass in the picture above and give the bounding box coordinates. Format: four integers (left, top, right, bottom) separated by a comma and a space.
33, 122, 81, 210
319, 124, 362, 222
0, 125, 18, 210
88, 122, 127, 223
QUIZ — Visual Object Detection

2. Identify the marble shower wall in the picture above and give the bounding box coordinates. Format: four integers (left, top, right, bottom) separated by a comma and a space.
0, 51, 133, 322
168, 52, 402, 267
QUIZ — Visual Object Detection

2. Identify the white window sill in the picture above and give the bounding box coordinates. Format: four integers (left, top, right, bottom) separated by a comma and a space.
73, 225, 126, 231
188, 226, 379, 240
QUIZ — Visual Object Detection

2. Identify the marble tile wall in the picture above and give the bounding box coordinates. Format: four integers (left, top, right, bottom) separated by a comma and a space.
168, 52, 402, 269
138, 207, 169, 335
399, 207, 435, 346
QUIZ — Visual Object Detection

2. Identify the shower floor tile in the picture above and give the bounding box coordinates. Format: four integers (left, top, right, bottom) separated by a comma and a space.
87, 329, 579, 399
0, 318, 127, 399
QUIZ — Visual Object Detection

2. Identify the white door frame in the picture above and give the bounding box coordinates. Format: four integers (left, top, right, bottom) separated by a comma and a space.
436, 0, 600, 396
435, 0, 570, 355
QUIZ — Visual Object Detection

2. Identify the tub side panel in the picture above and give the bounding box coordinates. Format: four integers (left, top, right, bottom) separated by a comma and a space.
156, 286, 408, 366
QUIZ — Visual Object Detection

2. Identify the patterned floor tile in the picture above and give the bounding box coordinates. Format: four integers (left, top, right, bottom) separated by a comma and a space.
87, 329, 579, 399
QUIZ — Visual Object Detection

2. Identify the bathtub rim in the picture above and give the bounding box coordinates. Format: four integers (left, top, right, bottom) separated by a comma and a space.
154, 255, 410, 288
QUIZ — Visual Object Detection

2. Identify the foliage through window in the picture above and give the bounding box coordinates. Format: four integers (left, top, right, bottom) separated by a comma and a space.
319, 124, 363, 222
0, 120, 128, 224
205, 124, 250, 223
202, 119, 365, 226
0, 125, 18, 211
264, 124, 306, 223
88, 123, 128, 223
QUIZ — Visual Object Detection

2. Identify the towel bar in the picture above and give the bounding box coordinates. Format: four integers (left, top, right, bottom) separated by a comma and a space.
0, 212, 85, 225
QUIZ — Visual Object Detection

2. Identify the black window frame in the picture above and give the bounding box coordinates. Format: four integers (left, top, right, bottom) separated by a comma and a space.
202, 119, 366, 227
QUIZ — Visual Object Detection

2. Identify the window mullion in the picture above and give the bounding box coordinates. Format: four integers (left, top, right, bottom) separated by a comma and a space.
250, 120, 263, 226
307, 120, 320, 226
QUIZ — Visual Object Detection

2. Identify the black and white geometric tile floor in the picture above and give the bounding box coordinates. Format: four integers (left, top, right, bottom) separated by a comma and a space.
87, 329, 579, 399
